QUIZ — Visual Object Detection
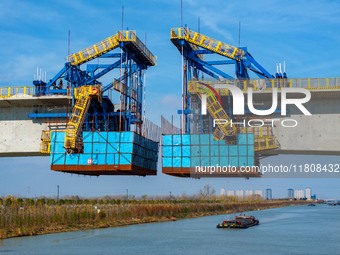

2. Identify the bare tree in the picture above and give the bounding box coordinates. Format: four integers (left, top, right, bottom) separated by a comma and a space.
199, 184, 216, 197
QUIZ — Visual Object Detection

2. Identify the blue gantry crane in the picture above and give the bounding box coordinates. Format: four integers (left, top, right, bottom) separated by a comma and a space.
161, 27, 280, 177
169, 27, 276, 134
35, 30, 159, 176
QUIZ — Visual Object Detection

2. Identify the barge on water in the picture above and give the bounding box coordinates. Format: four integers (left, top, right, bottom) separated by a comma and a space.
217, 215, 259, 229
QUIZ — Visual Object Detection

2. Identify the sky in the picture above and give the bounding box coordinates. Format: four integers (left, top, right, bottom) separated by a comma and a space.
0, 0, 340, 199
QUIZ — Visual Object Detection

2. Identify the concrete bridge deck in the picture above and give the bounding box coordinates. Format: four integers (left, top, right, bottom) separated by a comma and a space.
0, 93, 70, 156
0, 84, 339, 156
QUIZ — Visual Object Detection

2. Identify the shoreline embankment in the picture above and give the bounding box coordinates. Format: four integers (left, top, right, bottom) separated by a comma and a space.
0, 197, 308, 239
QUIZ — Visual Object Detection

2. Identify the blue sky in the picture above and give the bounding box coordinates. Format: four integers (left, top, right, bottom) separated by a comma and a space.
0, 0, 340, 199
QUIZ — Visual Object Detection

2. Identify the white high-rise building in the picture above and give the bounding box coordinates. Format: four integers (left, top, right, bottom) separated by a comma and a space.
245, 190, 254, 197
254, 190, 263, 197
305, 187, 312, 200
220, 188, 226, 196
235, 190, 244, 198
226, 190, 235, 196
294, 189, 305, 199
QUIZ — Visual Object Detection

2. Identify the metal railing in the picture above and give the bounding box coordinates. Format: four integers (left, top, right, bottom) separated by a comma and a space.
67, 30, 156, 66
118, 30, 156, 66
170, 27, 245, 60
0, 86, 34, 98
67, 34, 120, 66
194, 78, 340, 96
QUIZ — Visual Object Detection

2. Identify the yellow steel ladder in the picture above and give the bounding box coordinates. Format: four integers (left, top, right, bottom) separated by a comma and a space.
64, 85, 102, 153
188, 81, 237, 140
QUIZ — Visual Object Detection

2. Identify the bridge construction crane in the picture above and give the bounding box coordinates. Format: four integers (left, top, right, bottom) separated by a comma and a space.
162, 26, 280, 177
37, 29, 159, 176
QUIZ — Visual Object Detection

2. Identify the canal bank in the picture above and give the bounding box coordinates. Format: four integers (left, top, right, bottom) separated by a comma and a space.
0, 197, 307, 239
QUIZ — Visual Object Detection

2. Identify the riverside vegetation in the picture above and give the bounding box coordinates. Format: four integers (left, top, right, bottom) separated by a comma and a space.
0, 195, 306, 239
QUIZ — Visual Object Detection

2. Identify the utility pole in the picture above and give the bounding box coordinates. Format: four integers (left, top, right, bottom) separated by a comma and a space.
57, 185, 60, 202
126, 189, 129, 202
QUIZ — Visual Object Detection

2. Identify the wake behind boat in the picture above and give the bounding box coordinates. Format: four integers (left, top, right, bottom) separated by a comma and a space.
217, 214, 259, 229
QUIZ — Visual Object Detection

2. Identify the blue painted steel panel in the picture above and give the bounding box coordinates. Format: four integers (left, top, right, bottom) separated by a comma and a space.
162, 146, 173, 157
190, 134, 200, 145
248, 145, 254, 155
52, 132, 65, 143
181, 135, 191, 145
210, 146, 219, 156
219, 145, 229, 155
247, 134, 254, 145
106, 154, 116, 164
50, 142, 62, 153
200, 157, 211, 166
120, 132, 134, 143
211, 157, 220, 165
200, 134, 210, 145
190, 145, 200, 156
82, 132, 93, 143
92, 132, 103, 143
96, 154, 106, 164
51, 131, 159, 171
83, 143, 93, 153
162, 135, 173, 146
237, 134, 247, 145
190, 157, 200, 167
182, 146, 191, 157
172, 135, 182, 146
162, 157, 172, 167
238, 156, 247, 166
229, 146, 238, 156
66, 154, 79, 165
79, 154, 91, 165
107, 132, 119, 142
119, 143, 133, 153
107, 143, 119, 153
200, 146, 210, 157
172, 146, 181, 157
52, 153, 66, 165
239, 145, 247, 156
210, 137, 221, 145
229, 157, 239, 166
219, 157, 229, 166
248, 156, 254, 166
181, 157, 190, 167
92, 143, 108, 154
119, 154, 132, 165
173, 157, 181, 167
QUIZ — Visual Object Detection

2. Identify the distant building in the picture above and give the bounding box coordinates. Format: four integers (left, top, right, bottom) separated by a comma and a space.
220, 188, 226, 196
226, 190, 235, 196
235, 190, 244, 198
294, 189, 305, 199
265, 189, 273, 200
254, 190, 263, 197
245, 190, 254, 197
288, 188, 294, 199
305, 187, 312, 200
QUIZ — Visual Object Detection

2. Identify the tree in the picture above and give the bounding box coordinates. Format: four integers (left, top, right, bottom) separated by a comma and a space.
199, 184, 216, 197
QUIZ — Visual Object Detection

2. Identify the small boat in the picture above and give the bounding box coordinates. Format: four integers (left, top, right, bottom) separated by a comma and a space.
307, 203, 316, 206
217, 214, 259, 229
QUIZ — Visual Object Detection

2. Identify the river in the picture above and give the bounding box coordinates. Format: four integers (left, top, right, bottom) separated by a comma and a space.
0, 204, 339, 255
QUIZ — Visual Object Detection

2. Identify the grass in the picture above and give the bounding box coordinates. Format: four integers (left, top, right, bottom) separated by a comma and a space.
0, 196, 306, 239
